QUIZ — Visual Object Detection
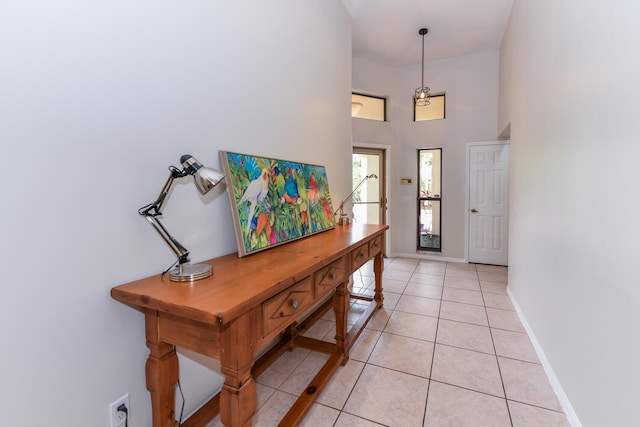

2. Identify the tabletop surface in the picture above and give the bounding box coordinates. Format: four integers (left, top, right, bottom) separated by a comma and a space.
111, 224, 388, 325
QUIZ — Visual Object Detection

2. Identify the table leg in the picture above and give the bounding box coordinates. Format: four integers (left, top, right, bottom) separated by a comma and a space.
145, 311, 179, 427
334, 281, 350, 364
373, 252, 384, 307
219, 310, 257, 427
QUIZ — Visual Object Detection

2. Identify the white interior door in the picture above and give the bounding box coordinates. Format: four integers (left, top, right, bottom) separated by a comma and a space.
468, 144, 510, 265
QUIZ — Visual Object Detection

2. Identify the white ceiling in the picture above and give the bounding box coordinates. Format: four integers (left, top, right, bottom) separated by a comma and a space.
341, 0, 514, 66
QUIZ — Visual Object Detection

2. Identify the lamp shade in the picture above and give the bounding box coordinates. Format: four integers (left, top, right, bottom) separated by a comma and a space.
181, 154, 225, 195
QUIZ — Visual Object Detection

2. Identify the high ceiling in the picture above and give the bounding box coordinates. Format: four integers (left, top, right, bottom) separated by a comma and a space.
341, 0, 514, 66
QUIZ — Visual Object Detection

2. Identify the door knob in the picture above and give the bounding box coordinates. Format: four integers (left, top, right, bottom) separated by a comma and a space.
471, 208, 478, 213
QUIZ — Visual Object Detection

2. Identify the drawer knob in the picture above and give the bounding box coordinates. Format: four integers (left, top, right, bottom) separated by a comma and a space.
330, 273, 337, 280
290, 299, 299, 309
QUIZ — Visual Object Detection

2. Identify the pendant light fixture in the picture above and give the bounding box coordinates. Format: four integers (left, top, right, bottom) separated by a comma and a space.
415, 28, 430, 106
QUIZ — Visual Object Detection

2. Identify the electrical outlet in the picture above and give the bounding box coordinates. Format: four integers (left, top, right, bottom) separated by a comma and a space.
109, 393, 129, 427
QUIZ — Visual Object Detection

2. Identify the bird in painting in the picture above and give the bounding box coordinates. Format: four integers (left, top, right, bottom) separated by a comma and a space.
238, 168, 269, 234
274, 166, 286, 199
281, 168, 299, 204
307, 171, 318, 201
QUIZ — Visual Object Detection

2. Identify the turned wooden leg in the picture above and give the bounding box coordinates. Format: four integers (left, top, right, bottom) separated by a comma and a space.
373, 253, 385, 308
219, 310, 257, 427
145, 311, 179, 427
334, 281, 350, 364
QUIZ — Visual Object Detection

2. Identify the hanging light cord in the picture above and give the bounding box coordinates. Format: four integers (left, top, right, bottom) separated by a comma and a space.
421, 31, 425, 88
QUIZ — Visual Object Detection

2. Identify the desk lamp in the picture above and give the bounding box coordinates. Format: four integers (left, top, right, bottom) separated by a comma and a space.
334, 174, 378, 226
138, 154, 224, 282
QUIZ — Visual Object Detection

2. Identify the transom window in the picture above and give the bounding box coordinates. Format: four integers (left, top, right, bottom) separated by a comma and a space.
414, 93, 445, 121
352, 92, 386, 121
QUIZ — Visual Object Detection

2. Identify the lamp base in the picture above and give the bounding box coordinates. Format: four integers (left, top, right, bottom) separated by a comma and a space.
337, 215, 350, 226
169, 262, 212, 282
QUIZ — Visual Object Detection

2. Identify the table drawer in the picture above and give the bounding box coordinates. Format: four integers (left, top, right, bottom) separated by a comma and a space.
314, 257, 347, 297
262, 277, 313, 337
351, 243, 369, 271
368, 235, 383, 256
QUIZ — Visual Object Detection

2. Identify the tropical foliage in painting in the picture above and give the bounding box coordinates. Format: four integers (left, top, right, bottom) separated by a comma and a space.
221, 151, 336, 256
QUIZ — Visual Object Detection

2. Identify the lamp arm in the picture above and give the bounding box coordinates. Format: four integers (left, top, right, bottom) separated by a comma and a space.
144, 216, 190, 264
138, 166, 190, 265
333, 174, 373, 216
138, 166, 186, 217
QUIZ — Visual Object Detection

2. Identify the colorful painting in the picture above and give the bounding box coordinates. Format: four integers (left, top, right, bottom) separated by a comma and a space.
220, 151, 336, 257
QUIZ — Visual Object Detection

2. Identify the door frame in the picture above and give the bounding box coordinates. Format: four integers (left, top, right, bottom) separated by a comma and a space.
353, 142, 390, 257
465, 140, 511, 264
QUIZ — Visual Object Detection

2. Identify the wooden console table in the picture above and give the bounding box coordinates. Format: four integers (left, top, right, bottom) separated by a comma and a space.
111, 224, 388, 427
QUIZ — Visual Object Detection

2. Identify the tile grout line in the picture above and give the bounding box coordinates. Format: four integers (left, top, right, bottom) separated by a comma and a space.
420, 261, 447, 427
478, 264, 515, 427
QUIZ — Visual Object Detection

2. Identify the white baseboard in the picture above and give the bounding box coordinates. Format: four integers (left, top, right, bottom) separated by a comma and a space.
390, 252, 466, 264
507, 288, 583, 427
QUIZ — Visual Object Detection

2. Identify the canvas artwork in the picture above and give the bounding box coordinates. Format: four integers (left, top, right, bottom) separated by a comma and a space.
220, 151, 336, 257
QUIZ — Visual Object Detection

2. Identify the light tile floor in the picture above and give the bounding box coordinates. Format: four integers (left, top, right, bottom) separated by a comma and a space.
206, 258, 571, 427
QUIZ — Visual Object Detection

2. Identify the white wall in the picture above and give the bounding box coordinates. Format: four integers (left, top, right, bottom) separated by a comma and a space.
0, 1, 352, 425
353, 52, 499, 259
500, 1, 640, 425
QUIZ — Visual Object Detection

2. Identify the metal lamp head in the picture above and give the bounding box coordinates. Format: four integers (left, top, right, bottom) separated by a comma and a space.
181, 154, 225, 195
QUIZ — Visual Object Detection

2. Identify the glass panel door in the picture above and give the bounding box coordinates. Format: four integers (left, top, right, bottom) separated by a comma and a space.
418, 148, 442, 251
352, 148, 384, 225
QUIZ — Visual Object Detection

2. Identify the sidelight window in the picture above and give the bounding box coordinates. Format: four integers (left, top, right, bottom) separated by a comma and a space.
418, 148, 442, 251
